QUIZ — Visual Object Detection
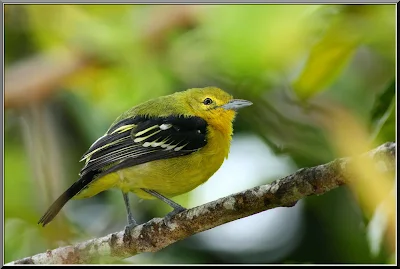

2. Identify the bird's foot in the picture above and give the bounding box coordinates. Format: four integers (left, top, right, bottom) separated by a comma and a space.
163, 206, 186, 225
124, 218, 138, 234
124, 223, 138, 235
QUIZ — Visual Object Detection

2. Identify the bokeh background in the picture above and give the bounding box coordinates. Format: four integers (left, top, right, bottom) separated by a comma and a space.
4, 4, 396, 264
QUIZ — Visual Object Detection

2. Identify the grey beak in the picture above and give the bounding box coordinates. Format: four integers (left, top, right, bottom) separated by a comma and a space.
221, 99, 253, 111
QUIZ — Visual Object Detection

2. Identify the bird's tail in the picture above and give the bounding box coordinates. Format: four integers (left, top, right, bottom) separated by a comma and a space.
37, 179, 88, 227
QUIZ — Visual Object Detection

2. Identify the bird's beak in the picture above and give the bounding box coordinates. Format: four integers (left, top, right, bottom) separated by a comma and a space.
221, 99, 253, 111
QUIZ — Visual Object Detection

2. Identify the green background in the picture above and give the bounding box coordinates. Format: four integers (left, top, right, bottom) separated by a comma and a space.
4, 4, 396, 264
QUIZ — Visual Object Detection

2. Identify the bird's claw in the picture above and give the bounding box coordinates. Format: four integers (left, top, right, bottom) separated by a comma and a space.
124, 223, 138, 235
163, 206, 186, 225
124, 218, 138, 235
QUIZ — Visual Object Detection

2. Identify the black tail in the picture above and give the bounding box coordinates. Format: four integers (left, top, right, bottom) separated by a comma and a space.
38, 172, 97, 227
37, 182, 81, 226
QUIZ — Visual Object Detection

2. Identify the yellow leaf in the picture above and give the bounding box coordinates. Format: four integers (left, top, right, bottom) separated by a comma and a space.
293, 8, 365, 100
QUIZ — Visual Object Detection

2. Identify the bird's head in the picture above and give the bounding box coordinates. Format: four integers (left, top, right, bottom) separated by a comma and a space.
184, 87, 252, 132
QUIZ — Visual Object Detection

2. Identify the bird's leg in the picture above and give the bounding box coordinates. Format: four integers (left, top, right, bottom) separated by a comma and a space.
141, 188, 186, 222
122, 192, 137, 231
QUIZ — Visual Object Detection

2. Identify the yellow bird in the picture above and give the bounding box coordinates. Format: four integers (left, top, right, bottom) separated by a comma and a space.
38, 87, 252, 228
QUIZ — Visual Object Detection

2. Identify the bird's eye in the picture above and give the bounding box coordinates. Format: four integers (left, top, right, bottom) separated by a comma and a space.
203, 98, 213, 105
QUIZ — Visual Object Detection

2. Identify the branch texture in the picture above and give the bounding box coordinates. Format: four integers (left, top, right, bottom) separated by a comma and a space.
7, 142, 396, 264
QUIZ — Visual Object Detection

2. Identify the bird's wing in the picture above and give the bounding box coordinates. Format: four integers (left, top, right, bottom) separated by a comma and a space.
79, 115, 208, 178
38, 115, 208, 227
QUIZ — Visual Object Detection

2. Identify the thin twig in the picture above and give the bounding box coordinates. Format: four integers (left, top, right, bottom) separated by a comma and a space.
6, 142, 396, 264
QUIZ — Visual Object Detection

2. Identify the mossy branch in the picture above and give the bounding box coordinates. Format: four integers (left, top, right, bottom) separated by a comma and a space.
7, 142, 396, 264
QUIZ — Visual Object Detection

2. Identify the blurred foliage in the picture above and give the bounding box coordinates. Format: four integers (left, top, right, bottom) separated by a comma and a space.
369, 81, 395, 143
4, 4, 396, 264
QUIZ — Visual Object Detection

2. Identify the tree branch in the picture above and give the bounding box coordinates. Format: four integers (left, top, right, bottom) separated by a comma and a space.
4, 48, 93, 110
7, 142, 396, 265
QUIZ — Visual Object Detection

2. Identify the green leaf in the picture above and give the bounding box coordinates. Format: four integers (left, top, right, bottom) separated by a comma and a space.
369, 81, 395, 143
292, 5, 397, 101
293, 15, 361, 100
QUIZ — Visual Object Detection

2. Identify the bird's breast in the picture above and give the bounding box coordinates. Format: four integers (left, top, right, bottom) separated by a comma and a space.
118, 127, 231, 199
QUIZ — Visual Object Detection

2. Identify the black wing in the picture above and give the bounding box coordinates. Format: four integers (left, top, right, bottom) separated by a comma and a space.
80, 115, 208, 178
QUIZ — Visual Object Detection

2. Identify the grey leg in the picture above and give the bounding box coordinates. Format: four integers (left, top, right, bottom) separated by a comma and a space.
122, 192, 137, 227
141, 188, 186, 219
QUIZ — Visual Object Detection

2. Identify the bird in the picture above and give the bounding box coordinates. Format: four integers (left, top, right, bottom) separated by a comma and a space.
38, 86, 252, 228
